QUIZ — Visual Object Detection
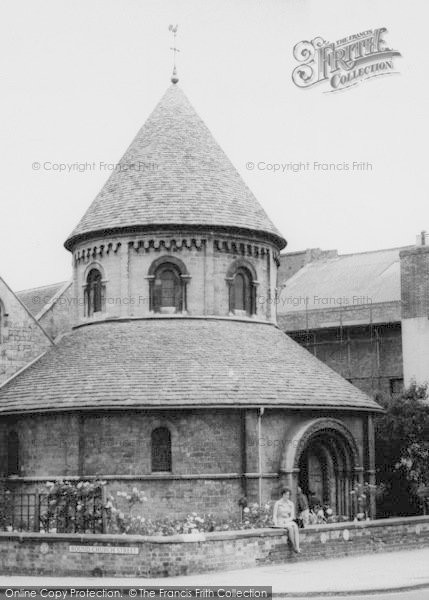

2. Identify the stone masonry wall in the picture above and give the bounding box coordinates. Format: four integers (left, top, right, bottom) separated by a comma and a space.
72, 231, 278, 325
0, 408, 368, 518
0, 516, 428, 578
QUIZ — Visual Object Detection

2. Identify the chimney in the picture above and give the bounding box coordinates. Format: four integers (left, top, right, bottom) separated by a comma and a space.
416, 230, 428, 246
400, 233, 429, 387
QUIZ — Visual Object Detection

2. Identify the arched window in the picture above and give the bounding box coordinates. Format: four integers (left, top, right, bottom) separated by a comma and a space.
7, 431, 19, 476
149, 258, 189, 314
228, 266, 255, 316
151, 427, 172, 472
84, 268, 104, 317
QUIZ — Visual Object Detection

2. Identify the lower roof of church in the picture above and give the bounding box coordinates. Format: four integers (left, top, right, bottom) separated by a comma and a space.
0, 318, 381, 414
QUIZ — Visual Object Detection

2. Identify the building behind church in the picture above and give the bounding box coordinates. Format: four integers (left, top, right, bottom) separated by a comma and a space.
277, 232, 429, 400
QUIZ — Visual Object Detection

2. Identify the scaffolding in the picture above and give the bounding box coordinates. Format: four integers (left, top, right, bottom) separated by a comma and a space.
290, 303, 394, 396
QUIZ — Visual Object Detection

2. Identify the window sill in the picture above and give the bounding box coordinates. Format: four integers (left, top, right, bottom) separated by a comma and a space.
159, 307, 177, 315
230, 310, 257, 319
83, 311, 106, 321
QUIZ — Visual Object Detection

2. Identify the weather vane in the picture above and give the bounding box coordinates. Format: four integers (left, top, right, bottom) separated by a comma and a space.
169, 24, 179, 84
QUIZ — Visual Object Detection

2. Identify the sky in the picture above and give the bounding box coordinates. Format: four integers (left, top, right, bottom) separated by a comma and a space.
1, 0, 428, 290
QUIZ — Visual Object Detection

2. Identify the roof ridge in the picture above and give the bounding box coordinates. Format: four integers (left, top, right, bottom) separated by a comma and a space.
0, 276, 55, 345
337, 245, 412, 258
34, 280, 73, 321
16, 280, 69, 294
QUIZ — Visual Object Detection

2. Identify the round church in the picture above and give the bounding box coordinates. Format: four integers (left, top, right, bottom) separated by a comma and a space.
0, 78, 381, 520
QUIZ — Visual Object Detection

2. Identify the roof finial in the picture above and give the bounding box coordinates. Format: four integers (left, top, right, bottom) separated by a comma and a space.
169, 24, 180, 84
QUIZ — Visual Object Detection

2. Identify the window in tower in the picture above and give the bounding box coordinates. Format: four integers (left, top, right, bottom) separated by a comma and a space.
149, 258, 189, 314
228, 265, 256, 316
84, 268, 105, 317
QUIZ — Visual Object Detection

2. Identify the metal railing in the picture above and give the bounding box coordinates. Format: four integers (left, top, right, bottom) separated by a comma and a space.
0, 489, 106, 533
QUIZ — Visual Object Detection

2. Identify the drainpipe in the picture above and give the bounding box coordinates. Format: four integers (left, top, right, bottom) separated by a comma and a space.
258, 407, 265, 505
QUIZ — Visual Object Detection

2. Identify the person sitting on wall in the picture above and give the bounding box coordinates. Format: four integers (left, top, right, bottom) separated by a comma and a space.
296, 486, 310, 528
272, 487, 301, 553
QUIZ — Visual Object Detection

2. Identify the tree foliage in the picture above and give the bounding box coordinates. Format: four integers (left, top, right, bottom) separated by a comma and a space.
375, 383, 429, 517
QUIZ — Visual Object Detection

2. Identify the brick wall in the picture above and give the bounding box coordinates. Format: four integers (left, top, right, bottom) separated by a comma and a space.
400, 245, 429, 386
0, 516, 428, 578
400, 245, 429, 319
0, 278, 52, 386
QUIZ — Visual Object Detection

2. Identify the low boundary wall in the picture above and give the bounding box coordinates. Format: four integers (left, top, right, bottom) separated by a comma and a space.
0, 516, 428, 578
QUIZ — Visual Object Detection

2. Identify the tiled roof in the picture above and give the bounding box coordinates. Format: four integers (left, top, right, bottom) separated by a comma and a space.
278, 247, 409, 314
65, 85, 285, 250
0, 318, 381, 413
16, 282, 70, 318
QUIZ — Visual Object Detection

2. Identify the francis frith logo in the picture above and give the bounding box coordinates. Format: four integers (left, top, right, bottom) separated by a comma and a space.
292, 28, 401, 92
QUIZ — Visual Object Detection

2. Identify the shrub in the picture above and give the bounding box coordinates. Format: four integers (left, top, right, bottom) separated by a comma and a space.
375, 383, 429, 517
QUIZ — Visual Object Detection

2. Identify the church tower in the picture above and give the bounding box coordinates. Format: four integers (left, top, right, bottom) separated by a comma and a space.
64, 82, 285, 327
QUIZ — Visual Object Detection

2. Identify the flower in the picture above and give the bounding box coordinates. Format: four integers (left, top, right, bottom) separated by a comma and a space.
243, 507, 250, 513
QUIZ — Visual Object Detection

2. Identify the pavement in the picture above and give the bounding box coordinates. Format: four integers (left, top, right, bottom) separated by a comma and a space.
1, 548, 429, 596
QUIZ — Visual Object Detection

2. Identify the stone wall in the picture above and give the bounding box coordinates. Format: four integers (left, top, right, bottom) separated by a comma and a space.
72, 230, 279, 325
0, 278, 53, 386
0, 516, 428, 578
0, 408, 368, 518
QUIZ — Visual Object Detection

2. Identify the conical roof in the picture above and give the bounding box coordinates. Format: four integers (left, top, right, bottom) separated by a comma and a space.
64, 85, 286, 250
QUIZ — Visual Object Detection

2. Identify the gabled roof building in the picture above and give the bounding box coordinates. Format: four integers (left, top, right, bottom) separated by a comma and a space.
278, 236, 429, 399
0, 79, 382, 521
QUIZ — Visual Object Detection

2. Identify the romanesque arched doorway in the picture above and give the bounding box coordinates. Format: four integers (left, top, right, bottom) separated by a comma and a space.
281, 419, 361, 519
297, 430, 354, 516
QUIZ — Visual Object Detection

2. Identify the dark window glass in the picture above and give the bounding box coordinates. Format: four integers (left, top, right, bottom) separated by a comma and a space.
85, 269, 103, 316
153, 265, 182, 312
151, 427, 172, 472
232, 268, 252, 314
7, 431, 19, 476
